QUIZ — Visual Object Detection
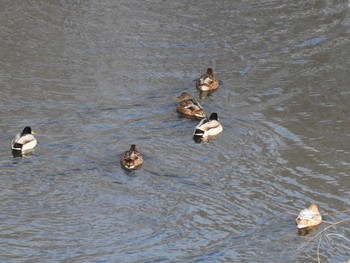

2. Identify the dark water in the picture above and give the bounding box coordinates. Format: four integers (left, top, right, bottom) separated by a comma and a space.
1, 1, 350, 262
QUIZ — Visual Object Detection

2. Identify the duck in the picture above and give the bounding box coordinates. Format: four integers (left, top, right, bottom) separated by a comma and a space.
176, 92, 206, 118
11, 126, 37, 153
121, 144, 143, 170
193, 113, 223, 143
196, 68, 219, 92
295, 204, 322, 229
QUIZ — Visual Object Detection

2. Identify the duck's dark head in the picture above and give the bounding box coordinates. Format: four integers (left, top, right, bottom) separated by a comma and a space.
130, 144, 137, 151
206, 68, 214, 76
209, 113, 218, 121
21, 126, 32, 136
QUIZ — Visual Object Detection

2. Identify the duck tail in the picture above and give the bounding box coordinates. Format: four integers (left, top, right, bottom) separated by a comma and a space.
193, 129, 204, 143
193, 129, 204, 136
12, 143, 23, 151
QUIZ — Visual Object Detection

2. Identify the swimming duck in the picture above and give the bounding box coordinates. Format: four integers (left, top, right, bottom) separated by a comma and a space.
295, 204, 322, 229
176, 92, 206, 118
193, 113, 223, 143
121, 144, 143, 170
11, 126, 37, 153
196, 68, 219, 92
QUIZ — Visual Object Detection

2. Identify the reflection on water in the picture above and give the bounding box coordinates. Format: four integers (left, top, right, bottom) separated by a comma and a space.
1, 0, 350, 262
11, 150, 23, 158
298, 225, 320, 236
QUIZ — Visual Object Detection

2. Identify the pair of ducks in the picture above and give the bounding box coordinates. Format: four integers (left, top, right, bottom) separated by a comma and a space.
11, 127, 143, 170
177, 68, 222, 143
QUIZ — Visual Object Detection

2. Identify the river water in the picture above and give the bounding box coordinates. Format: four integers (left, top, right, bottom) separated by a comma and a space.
1, 1, 350, 262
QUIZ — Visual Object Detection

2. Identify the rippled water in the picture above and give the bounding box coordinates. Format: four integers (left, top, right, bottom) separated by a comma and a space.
1, 1, 350, 262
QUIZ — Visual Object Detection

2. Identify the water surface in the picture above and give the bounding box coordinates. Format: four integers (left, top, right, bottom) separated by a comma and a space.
1, 1, 350, 262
